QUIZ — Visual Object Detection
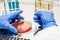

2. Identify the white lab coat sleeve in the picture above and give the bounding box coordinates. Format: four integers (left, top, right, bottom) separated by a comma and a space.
34, 26, 60, 40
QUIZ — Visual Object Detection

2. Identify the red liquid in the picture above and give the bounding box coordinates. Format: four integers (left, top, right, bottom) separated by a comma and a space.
13, 20, 32, 33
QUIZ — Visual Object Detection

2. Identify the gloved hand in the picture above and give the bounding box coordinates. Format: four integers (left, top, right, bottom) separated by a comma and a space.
0, 10, 24, 36
34, 11, 57, 29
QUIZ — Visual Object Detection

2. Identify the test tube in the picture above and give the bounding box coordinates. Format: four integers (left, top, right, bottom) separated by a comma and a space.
12, 2, 15, 11
16, 1, 19, 11
35, 0, 53, 11
8, 2, 12, 11
8, 0, 12, 11
8, 0, 19, 12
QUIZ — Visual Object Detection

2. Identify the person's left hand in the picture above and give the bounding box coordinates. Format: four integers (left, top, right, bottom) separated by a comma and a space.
0, 10, 24, 36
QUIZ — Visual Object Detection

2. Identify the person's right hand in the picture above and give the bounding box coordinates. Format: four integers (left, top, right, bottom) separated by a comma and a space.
0, 10, 24, 36
33, 11, 57, 29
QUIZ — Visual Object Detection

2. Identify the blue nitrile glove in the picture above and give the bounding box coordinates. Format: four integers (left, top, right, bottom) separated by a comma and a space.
34, 11, 57, 29
0, 10, 24, 36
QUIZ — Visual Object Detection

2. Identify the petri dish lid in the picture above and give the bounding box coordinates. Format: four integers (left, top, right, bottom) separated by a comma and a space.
13, 20, 32, 33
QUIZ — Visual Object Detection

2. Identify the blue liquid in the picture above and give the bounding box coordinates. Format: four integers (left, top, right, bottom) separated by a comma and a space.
16, 2, 19, 8
8, 0, 19, 11
12, 2, 15, 9
8, 2, 12, 9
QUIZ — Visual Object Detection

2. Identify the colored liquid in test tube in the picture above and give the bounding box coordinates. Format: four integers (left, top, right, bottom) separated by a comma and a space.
16, 1, 19, 11
8, 2, 12, 11
8, 0, 19, 12
12, 2, 15, 11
